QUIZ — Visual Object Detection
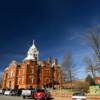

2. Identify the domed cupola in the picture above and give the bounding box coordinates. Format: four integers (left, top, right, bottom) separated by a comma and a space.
24, 40, 39, 61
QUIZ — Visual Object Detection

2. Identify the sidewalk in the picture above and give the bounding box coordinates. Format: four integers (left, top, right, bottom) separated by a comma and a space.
54, 95, 100, 100
54, 97, 71, 100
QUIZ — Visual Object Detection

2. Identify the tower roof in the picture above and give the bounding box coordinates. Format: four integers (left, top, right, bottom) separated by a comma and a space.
24, 40, 39, 61
31, 40, 37, 50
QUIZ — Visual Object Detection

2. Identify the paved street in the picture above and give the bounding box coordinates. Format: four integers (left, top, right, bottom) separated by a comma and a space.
1, 95, 100, 100
0, 96, 25, 100
0, 95, 71, 100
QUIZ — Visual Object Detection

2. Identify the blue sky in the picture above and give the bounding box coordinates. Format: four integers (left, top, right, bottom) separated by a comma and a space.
0, 0, 100, 79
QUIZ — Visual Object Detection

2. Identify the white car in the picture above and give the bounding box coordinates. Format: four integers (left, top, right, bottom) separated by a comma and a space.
0, 89, 2, 95
21, 90, 32, 99
4, 90, 11, 96
72, 93, 87, 100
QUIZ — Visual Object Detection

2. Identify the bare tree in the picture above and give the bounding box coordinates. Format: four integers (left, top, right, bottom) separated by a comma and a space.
0, 80, 2, 89
85, 26, 100, 76
62, 52, 77, 83
0, 72, 2, 89
87, 26, 100, 62
84, 56, 96, 80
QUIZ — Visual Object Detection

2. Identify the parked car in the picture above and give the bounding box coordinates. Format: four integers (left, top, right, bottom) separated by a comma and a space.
16, 89, 22, 96
10, 89, 17, 96
72, 92, 87, 100
2, 89, 6, 95
21, 88, 35, 99
0, 89, 2, 95
33, 89, 51, 100
4, 90, 11, 96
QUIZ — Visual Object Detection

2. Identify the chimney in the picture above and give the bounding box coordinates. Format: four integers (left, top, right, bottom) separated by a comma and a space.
47, 56, 51, 64
54, 58, 58, 65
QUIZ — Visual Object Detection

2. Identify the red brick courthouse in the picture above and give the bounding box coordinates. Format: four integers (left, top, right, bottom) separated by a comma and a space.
2, 41, 62, 89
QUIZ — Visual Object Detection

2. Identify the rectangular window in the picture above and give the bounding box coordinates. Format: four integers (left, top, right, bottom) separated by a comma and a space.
10, 72, 13, 77
18, 70, 21, 76
22, 69, 24, 75
17, 78, 20, 85
30, 76, 34, 83
31, 69, 34, 74
8, 74, 10, 78
12, 72, 15, 77
22, 76, 24, 84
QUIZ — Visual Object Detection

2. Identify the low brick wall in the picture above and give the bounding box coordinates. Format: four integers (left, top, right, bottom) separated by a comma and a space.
50, 91, 72, 98
50, 89, 100, 99
51, 92, 100, 100
87, 95, 100, 100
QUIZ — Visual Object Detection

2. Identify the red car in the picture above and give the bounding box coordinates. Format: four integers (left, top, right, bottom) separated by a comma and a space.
33, 89, 50, 100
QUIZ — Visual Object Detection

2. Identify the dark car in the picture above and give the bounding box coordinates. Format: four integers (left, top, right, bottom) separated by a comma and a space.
10, 89, 17, 96
33, 89, 51, 100
2, 89, 6, 95
16, 89, 22, 96
9, 89, 22, 96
